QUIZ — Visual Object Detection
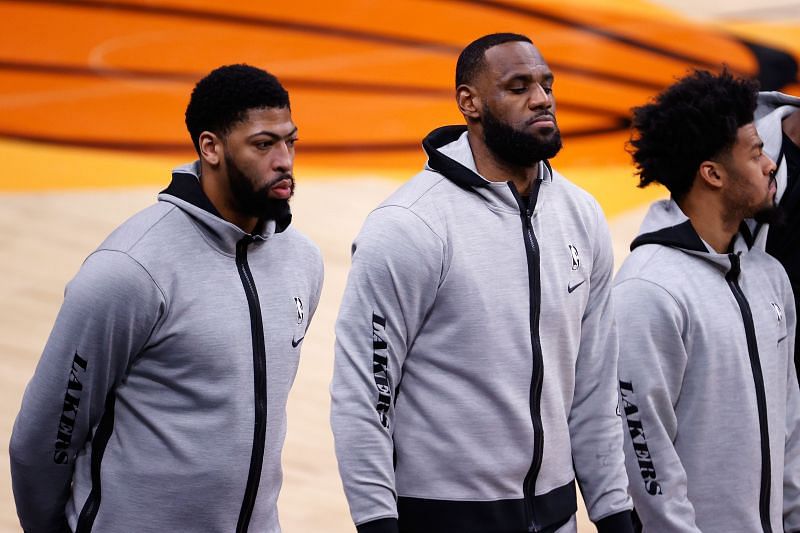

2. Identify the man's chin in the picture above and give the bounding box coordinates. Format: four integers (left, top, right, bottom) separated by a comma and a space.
753, 203, 784, 226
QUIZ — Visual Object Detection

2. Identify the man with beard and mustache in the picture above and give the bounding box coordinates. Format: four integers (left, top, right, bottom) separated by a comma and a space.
614, 70, 800, 533
10, 64, 323, 533
331, 33, 634, 533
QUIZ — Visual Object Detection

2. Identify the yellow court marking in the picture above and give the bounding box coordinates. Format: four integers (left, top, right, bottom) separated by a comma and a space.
0, 138, 664, 218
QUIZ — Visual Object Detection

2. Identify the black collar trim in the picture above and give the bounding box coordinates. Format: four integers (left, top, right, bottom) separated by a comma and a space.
631, 220, 708, 253
161, 172, 223, 219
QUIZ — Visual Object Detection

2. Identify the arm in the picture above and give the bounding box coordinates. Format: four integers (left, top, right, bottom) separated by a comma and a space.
9, 250, 164, 532
304, 247, 325, 331
614, 277, 702, 532
330, 206, 443, 533
568, 207, 633, 532
782, 289, 800, 532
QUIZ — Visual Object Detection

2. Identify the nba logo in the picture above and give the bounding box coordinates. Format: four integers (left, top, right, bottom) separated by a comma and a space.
294, 297, 304, 324
568, 244, 580, 270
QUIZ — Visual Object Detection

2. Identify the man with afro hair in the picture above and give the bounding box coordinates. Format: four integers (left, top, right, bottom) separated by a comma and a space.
10, 64, 323, 533
614, 69, 800, 532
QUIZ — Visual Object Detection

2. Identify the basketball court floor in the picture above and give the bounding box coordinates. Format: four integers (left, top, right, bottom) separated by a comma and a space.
1, 0, 798, 530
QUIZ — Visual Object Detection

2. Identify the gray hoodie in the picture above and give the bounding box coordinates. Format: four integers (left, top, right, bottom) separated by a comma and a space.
9, 163, 323, 533
614, 199, 800, 532
331, 126, 633, 533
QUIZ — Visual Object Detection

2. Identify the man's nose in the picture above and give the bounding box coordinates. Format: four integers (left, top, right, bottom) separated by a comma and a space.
764, 153, 777, 177
528, 84, 550, 110
272, 141, 293, 171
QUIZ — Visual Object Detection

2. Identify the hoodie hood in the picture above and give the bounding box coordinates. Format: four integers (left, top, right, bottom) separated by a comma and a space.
631, 199, 752, 272
755, 91, 800, 203
158, 161, 292, 254
747, 91, 800, 249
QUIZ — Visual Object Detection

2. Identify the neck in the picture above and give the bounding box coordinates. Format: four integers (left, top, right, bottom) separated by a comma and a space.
199, 164, 259, 234
783, 109, 800, 147
678, 193, 738, 254
467, 132, 539, 195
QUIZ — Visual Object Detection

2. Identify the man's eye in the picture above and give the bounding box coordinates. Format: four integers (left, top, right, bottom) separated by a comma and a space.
542, 86, 553, 94
287, 138, 298, 148
510, 87, 527, 94
256, 141, 273, 149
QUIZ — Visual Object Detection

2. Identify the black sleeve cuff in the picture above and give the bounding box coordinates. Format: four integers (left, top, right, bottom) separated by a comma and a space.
356, 517, 399, 533
596, 510, 634, 533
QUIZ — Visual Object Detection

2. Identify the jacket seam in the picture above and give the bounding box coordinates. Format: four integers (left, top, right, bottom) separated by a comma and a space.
614, 276, 690, 339
83, 249, 169, 355
118, 204, 177, 255
355, 513, 398, 526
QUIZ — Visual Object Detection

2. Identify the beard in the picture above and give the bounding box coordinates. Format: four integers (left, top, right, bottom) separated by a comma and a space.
482, 105, 563, 168
753, 185, 784, 225
225, 151, 293, 222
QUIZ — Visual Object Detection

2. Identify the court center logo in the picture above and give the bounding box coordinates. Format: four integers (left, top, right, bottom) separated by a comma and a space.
294, 297, 304, 324
568, 244, 580, 270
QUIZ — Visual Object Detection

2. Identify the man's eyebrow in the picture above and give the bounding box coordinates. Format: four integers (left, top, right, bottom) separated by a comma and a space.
247, 126, 298, 141
502, 71, 554, 84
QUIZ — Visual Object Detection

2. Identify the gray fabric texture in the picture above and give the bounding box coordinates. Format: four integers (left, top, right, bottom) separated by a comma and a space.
615, 198, 800, 532
331, 130, 632, 530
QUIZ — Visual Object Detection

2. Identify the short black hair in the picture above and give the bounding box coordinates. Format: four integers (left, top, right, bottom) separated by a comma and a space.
185, 64, 290, 155
455, 33, 532, 88
629, 69, 759, 201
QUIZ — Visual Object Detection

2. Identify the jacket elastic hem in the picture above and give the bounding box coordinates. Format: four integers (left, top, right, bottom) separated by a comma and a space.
596, 510, 634, 533
356, 517, 399, 533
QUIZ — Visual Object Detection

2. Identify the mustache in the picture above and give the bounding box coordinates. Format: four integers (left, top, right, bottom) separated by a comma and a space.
525, 112, 557, 126
266, 173, 294, 188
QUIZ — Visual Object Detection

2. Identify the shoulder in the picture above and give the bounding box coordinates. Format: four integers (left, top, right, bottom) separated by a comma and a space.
97, 201, 179, 256
547, 168, 608, 234
275, 226, 324, 268
69, 248, 166, 308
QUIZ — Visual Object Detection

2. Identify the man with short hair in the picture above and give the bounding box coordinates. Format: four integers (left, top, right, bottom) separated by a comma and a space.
331, 33, 633, 533
615, 70, 800, 532
10, 64, 323, 532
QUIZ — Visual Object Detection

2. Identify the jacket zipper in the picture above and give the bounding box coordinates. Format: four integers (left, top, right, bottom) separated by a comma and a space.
511, 181, 545, 532
725, 252, 772, 533
235, 236, 268, 533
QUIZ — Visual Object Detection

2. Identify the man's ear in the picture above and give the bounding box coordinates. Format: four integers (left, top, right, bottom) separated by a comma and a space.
456, 84, 481, 122
698, 160, 724, 191
199, 131, 222, 166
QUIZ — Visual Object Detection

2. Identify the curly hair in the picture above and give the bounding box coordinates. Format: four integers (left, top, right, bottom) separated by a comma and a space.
455, 33, 532, 89
629, 69, 759, 201
185, 64, 289, 155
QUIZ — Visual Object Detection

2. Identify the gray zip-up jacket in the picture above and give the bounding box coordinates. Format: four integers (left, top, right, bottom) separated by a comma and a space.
10, 163, 323, 533
331, 126, 633, 533
614, 199, 800, 533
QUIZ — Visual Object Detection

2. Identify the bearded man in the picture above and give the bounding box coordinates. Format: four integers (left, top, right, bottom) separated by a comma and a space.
331, 33, 633, 533
615, 70, 800, 533
10, 64, 323, 533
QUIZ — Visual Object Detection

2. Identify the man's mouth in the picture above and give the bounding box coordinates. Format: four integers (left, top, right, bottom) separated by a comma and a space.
268, 176, 294, 200
527, 114, 556, 129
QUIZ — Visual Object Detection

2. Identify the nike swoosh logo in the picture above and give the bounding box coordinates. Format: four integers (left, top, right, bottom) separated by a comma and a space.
567, 280, 585, 293
291, 336, 305, 348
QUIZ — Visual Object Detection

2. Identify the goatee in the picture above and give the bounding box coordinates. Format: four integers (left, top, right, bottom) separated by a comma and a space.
225, 152, 293, 222
482, 106, 562, 167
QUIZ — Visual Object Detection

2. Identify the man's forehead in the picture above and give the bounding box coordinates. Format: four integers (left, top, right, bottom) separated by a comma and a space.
736, 122, 761, 149
238, 106, 295, 135
483, 41, 549, 78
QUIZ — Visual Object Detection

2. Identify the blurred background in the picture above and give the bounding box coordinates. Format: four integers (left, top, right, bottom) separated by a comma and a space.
1, 0, 798, 531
